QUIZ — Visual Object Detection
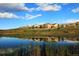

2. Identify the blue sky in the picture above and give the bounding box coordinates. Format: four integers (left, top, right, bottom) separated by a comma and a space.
0, 3, 79, 29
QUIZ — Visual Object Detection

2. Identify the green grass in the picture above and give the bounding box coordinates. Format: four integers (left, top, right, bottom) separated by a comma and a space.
0, 27, 79, 38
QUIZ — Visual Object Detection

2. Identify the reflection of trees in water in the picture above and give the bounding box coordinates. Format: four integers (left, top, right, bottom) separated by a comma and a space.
40, 42, 46, 56
68, 45, 79, 56
17, 44, 35, 56
14, 41, 79, 56
1, 42, 79, 56
1, 37, 79, 56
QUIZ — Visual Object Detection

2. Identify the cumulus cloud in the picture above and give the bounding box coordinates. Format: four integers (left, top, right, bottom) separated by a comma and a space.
0, 3, 30, 12
72, 7, 79, 13
0, 3, 62, 12
36, 3, 61, 11
25, 14, 42, 19
0, 12, 19, 19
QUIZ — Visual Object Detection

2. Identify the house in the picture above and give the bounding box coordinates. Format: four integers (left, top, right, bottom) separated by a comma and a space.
41, 23, 55, 29
38, 23, 59, 29
29, 23, 61, 29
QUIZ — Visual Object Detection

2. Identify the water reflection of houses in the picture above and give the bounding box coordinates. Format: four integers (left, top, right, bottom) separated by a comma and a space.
1, 37, 79, 56
15, 36, 79, 42
65, 37, 79, 41
28, 36, 79, 42
29, 37, 61, 42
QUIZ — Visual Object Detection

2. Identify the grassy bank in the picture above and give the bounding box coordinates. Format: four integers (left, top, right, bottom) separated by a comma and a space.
0, 27, 79, 38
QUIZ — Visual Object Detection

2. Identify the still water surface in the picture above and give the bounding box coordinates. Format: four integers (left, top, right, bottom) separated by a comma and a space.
0, 37, 79, 56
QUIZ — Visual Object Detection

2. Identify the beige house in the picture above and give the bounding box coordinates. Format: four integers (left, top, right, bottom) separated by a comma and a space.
37, 23, 59, 29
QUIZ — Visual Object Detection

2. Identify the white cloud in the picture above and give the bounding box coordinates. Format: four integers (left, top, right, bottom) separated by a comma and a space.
53, 19, 79, 24
0, 12, 42, 19
0, 3, 62, 12
36, 3, 61, 11
0, 3, 31, 12
72, 7, 79, 13
25, 14, 42, 19
66, 19, 79, 23
60, 19, 79, 24
0, 12, 19, 19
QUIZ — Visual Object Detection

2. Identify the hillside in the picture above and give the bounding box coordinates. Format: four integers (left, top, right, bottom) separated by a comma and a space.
0, 22, 79, 37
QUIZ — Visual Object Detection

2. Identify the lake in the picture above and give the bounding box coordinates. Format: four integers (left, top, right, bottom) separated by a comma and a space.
0, 36, 79, 56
